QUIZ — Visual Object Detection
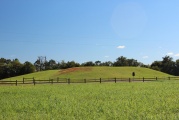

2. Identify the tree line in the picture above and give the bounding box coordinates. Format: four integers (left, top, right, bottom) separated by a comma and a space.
1, 55, 179, 80
33, 56, 146, 71
151, 56, 179, 76
0, 58, 35, 79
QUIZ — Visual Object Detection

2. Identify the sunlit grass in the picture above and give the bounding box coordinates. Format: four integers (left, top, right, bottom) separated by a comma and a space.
56, 67, 171, 79
3, 70, 59, 81
3, 67, 172, 81
0, 80, 179, 119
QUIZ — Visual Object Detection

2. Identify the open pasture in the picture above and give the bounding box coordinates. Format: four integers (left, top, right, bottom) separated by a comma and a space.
0, 80, 179, 119
3, 67, 172, 81
1, 67, 175, 85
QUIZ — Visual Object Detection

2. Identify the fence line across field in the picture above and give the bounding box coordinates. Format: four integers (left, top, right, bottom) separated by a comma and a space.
1, 76, 179, 86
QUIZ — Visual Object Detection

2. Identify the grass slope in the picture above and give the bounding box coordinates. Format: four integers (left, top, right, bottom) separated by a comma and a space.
3, 70, 59, 81
3, 67, 172, 81
56, 67, 172, 79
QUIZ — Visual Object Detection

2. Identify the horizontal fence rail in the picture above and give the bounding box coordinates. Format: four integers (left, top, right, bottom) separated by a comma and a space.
0, 77, 179, 86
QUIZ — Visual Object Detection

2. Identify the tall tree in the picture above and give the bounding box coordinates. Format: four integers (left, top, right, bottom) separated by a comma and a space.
114, 56, 128, 66
66, 61, 80, 68
151, 61, 162, 71
59, 60, 67, 69
10, 59, 23, 76
82, 61, 95, 66
95, 61, 101, 66
45, 59, 57, 70
174, 59, 179, 75
21, 61, 35, 74
101, 61, 113, 66
161, 56, 175, 74
34, 59, 41, 71
127, 59, 139, 66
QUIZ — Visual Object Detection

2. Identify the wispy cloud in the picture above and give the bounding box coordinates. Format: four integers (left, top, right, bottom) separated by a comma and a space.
167, 52, 174, 56
174, 54, 179, 57
142, 56, 149, 59
117, 45, 125, 49
105, 56, 109, 58
166, 52, 179, 57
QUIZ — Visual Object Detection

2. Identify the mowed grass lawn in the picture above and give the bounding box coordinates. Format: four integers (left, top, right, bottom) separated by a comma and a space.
56, 67, 172, 79
4, 67, 172, 81
0, 80, 179, 119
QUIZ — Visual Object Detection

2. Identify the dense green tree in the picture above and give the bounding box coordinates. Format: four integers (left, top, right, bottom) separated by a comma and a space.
45, 59, 57, 70
59, 60, 67, 69
21, 61, 35, 74
34, 59, 41, 71
0, 58, 35, 79
161, 56, 175, 75
82, 61, 95, 66
101, 61, 113, 66
10, 59, 23, 77
0, 58, 6, 64
174, 59, 179, 75
66, 61, 80, 68
113, 56, 139, 67
150, 56, 178, 75
0, 65, 9, 79
95, 61, 101, 66
114, 56, 128, 66
127, 59, 139, 66
151, 61, 162, 71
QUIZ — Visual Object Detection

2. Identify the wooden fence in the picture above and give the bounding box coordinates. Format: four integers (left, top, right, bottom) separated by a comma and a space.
0, 77, 179, 86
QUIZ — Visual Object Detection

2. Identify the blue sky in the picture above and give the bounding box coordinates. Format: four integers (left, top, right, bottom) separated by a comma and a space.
0, 0, 179, 64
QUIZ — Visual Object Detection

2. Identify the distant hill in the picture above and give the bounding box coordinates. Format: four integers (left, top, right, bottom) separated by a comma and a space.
3, 67, 173, 81
54, 67, 172, 79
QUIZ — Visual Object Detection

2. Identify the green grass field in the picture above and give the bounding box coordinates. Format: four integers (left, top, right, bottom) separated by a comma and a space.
3, 67, 172, 81
0, 81, 179, 119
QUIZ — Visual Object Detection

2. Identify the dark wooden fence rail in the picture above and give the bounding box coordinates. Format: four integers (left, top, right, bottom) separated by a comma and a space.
0, 80, 18, 86
0, 77, 179, 86
168, 77, 179, 80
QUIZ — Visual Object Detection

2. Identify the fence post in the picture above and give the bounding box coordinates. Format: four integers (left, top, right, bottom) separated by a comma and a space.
100, 78, 101, 83
84, 79, 86, 83
129, 78, 131, 83
51, 79, 53, 84
57, 77, 59, 83
16, 80, 17, 86
143, 77, 144, 82
115, 77, 116, 83
23, 77, 24, 84
156, 77, 158, 80
169, 77, 170, 80
68, 78, 70, 84
33, 79, 35, 86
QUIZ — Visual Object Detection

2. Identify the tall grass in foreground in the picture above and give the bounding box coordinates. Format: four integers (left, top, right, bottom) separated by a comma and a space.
0, 81, 179, 119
